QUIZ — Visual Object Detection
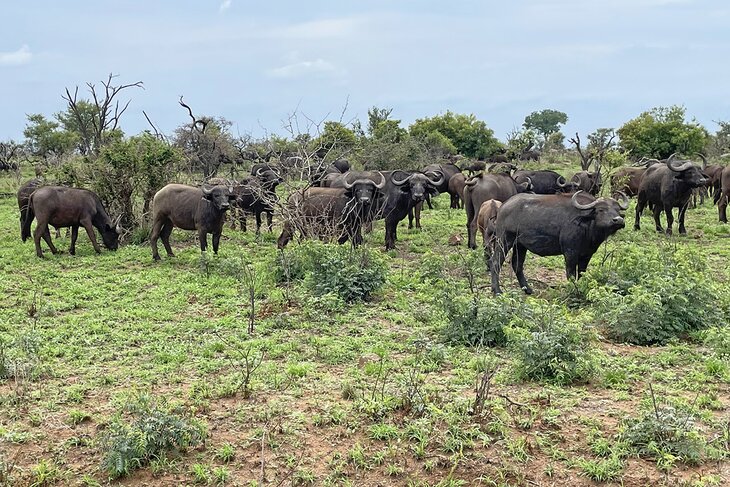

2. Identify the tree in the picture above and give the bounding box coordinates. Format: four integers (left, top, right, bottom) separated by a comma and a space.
506, 127, 538, 157
409, 111, 500, 159
617, 106, 708, 160
23, 114, 77, 159
313, 121, 358, 156
367, 106, 394, 136
706, 120, 730, 157
523, 109, 568, 143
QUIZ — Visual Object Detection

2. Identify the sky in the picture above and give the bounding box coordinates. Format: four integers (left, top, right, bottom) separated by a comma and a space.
1, 0, 728, 143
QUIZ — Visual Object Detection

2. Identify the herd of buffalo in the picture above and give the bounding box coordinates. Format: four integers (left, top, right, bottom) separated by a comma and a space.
11, 152, 730, 294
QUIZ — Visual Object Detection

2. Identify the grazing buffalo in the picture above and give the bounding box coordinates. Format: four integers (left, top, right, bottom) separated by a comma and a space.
150, 183, 236, 260
490, 191, 628, 294
17, 178, 45, 237
513, 170, 574, 194
570, 171, 603, 195
634, 155, 708, 235
477, 199, 502, 250
519, 149, 541, 161
22, 186, 120, 258
717, 166, 730, 223
448, 173, 466, 209
487, 154, 510, 164
377, 170, 443, 250
611, 167, 647, 197
230, 165, 284, 233
463, 172, 533, 249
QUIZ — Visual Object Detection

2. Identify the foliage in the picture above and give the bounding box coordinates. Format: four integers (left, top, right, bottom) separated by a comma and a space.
99, 395, 206, 478
314, 121, 358, 157
706, 120, 730, 158
620, 404, 705, 466
409, 111, 501, 159
580, 245, 728, 345
23, 114, 77, 159
702, 327, 730, 358
308, 244, 387, 302
617, 105, 709, 159
367, 106, 395, 136
506, 127, 539, 155
523, 109, 568, 142
173, 116, 237, 178
441, 292, 522, 347
505, 300, 598, 384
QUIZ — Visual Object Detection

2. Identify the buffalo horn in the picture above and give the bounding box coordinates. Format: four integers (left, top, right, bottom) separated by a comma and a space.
696, 152, 707, 170
556, 175, 567, 187
615, 191, 630, 210
667, 156, 694, 172
425, 170, 445, 187
373, 171, 387, 189
255, 166, 266, 177
464, 176, 480, 187
391, 170, 412, 186
571, 190, 600, 210
201, 186, 213, 196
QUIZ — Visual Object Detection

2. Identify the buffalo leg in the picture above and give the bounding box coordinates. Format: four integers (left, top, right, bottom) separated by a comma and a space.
42, 228, 58, 255
720, 191, 729, 223
277, 222, 293, 249
34, 222, 52, 258
240, 213, 247, 232
255, 211, 262, 235
415, 202, 422, 229
212, 232, 221, 254
150, 218, 165, 260
664, 205, 674, 236
466, 201, 477, 249
160, 222, 175, 257
511, 244, 532, 294
199, 231, 208, 252
490, 235, 513, 295
69, 226, 79, 255
450, 192, 459, 209
652, 205, 664, 233
634, 196, 645, 230
81, 220, 102, 254
384, 218, 397, 250
677, 202, 689, 235
266, 211, 273, 232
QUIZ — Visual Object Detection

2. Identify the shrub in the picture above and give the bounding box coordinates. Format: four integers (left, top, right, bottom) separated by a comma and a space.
620, 405, 705, 466
506, 300, 597, 385
99, 396, 206, 478
441, 292, 523, 347
307, 243, 387, 302
703, 327, 730, 358
580, 245, 728, 345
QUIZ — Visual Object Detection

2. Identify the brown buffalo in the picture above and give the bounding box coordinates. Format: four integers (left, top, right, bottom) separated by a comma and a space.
477, 199, 502, 250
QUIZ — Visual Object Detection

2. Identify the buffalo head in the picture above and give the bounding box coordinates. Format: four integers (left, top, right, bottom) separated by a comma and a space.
342, 171, 386, 205
391, 170, 444, 202
666, 154, 708, 188
202, 185, 236, 211
572, 190, 628, 232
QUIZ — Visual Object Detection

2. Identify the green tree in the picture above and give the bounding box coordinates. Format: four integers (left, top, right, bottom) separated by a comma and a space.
523, 109, 568, 143
23, 114, 77, 158
617, 106, 709, 159
706, 120, 730, 157
315, 121, 358, 154
367, 106, 394, 136
409, 111, 500, 159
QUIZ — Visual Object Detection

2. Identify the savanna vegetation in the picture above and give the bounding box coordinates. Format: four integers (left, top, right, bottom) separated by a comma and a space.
0, 75, 729, 486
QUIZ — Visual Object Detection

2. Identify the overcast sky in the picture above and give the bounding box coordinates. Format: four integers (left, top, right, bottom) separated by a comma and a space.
1, 0, 728, 142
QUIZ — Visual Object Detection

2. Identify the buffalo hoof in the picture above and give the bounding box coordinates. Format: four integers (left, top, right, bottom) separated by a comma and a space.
679, 228, 687, 235
522, 286, 533, 295
633, 224, 640, 231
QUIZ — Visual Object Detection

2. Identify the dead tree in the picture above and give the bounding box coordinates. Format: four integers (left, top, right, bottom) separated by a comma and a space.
0, 141, 22, 171
569, 133, 594, 171
62, 73, 143, 156
177, 96, 231, 179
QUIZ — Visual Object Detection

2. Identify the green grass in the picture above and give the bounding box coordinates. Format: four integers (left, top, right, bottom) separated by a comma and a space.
1, 169, 729, 485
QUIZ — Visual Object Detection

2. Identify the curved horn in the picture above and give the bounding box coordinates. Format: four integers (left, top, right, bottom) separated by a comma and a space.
556, 175, 567, 187
571, 173, 581, 183
201, 186, 213, 196
643, 158, 661, 167
425, 170, 445, 187
524, 176, 533, 188
464, 176, 480, 187
255, 166, 266, 177
571, 190, 600, 210
372, 171, 387, 189
614, 191, 630, 210
342, 172, 356, 190
696, 152, 707, 170
668, 157, 694, 172
391, 170, 412, 186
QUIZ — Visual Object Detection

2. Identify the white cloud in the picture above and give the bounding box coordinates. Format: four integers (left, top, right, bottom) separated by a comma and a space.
0, 45, 32, 66
267, 59, 341, 79
219, 0, 231, 12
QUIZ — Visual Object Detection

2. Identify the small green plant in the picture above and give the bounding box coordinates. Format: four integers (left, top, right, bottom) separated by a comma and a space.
441, 292, 523, 347
506, 300, 597, 385
215, 443, 235, 463
620, 386, 706, 466
308, 243, 387, 302
577, 455, 624, 482
703, 327, 730, 358
98, 395, 207, 479
190, 463, 210, 484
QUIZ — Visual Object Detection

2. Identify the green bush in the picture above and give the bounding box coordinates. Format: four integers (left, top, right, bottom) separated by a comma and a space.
441, 292, 523, 347
506, 300, 598, 385
99, 395, 206, 478
703, 327, 730, 358
620, 405, 705, 466
579, 245, 728, 345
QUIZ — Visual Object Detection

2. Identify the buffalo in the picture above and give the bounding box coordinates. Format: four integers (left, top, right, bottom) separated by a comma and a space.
447, 173, 466, 209
490, 191, 628, 294
476, 199, 502, 251
230, 165, 284, 233
17, 178, 45, 237
150, 183, 236, 260
22, 186, 120, 258
377, 170, 443, 250
717, 166, 730, 223
570, 171, 602, 195
634, 154, 708, 235
463, 172, 532, 249
513, 170, 575, 194
610, 167, 646, 197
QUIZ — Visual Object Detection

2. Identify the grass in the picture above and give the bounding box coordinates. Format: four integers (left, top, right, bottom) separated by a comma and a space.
0, 168, 729, 485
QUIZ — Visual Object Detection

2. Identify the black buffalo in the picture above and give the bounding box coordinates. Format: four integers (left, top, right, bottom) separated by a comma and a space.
512, 170, 575, 194
230, 165, 284, 233
717, 166, 730, 223
463, 172, 533, 249
570, 171, 603, 195
634, 155, 708, 235
22, 186, 120, 258
611, 167, 647, 197
150, 183, 236, 260
490, 191, 628, 294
